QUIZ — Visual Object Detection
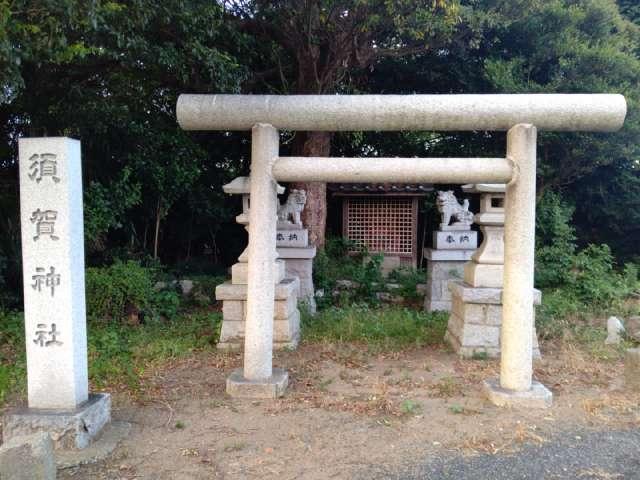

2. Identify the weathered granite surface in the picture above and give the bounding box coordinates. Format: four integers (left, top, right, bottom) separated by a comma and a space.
0, 432, 56, 480
4, 393, 111, 450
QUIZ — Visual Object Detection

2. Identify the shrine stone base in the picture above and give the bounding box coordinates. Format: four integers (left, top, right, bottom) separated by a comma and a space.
277, 246, 317, 314
445, 281, 541, 359
3, 393, 111, 451
423, 249, 474, 312
216, 277, 301, 350
483, 378, 553, 409
226, 368, 288, 399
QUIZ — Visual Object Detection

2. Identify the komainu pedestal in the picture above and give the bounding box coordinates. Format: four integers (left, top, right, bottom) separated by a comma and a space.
424, 190, 477, 312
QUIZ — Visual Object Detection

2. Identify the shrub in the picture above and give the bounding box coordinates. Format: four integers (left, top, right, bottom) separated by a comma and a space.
86, 260, 181, 322
534, 191, 640, 337
535, 191, 577, 287
0, 311, 26, 403
387, 267, 425, 301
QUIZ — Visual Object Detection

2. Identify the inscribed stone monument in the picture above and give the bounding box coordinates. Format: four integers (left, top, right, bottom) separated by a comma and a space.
4, 137, 110, 450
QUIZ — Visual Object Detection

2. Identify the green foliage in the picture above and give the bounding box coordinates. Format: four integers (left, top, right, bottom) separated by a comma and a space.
302, 304, 448, 351
84, 167, 141, 252
86, 261, 155, 321
534, 192, 640, 336
313, 238, 385, 307
535, 191, 577, 287
387, 267, 425, 301
399, 399, 423, 415
87, 310, 220, 390
0, 311, 26, 403
85, 260, 182, 322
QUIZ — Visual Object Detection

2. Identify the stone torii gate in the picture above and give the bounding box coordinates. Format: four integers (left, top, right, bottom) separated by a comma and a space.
177, 94, 626, 407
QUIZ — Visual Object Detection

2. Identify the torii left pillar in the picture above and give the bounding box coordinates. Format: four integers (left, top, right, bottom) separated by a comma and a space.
226, 124, 289, 398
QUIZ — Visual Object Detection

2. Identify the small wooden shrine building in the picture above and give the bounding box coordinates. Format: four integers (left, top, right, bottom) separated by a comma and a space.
327, 183, 432, 271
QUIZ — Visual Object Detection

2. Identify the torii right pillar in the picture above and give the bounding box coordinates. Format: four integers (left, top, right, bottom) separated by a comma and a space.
483, 123, 552, 408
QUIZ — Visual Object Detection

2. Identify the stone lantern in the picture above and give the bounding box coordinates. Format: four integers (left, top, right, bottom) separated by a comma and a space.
444, 183, 541, 359
215, 177, 301, 350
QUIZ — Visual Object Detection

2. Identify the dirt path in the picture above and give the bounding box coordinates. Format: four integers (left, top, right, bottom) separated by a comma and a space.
56, 341, 638, 479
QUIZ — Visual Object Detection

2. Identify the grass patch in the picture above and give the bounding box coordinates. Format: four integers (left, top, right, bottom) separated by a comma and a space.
88, 310, 221, 391
302, 304, 448, 351
0, 311, 27, 404
0, 309, 221, 404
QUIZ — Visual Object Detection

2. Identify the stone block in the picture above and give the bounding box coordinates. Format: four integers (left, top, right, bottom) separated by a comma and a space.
424, 260, 466, 312
483, 379, 552, 409
219, 310, 300, 346
219, 320, 245, 342
215, 277, 300, 301
279, 256, 315, 301
222, 301, 244, 321
231, 260, 285, 285
625, 348, 640, 391
433, 230, 477, 250
226, 368, 288, 398
424, 300, 451, 311
277, 246, 316, 259
276, 229, 308, 247
0, 432, 56, 480
4, 393, 111, 450
424, 248, 475, 261
274, 296, 297, 320
464, 262, 504, 288
447, 286, 541, 359
448, 281, 541, 305
274, 310, 300, 342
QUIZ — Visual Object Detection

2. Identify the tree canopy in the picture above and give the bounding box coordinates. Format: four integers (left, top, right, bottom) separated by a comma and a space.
0, 0, 638, 304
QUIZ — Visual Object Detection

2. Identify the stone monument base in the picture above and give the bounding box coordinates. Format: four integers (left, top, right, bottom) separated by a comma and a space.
483, 378, 552, 409
445, 281, 541, 358
216, 277, 301, 350
226, 368, 288, 399
3, 393, 111, 451
423, 249, 474, 312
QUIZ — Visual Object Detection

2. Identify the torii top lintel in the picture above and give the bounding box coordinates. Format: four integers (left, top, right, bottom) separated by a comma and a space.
177, 94, 626, 133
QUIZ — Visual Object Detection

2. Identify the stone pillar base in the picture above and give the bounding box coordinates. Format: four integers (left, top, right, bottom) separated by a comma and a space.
446, 281, 541, 359
423, 249, 474, 312
216, 277, 301, 350
483, 378, 552, 408
3, 393, 111, 451
226, 368, 288, 398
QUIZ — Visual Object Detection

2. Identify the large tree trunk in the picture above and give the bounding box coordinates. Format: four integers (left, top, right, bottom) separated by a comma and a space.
291, 131, 331, 248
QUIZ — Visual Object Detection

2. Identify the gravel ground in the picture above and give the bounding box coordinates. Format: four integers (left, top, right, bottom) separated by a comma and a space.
360, 428, 640, 480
